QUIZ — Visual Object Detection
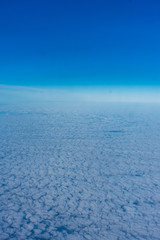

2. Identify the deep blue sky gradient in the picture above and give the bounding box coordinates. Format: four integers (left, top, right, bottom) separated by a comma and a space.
0, 0, 160, 87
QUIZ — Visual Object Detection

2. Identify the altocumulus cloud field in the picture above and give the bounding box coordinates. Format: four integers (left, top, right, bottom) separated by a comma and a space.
0, 102, 160, 240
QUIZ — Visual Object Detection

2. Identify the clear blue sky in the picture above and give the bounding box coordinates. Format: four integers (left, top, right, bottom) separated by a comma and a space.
0, 0, 160, 87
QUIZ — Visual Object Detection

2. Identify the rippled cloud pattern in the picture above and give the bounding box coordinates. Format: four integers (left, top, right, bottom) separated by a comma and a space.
0, 103, 160, 239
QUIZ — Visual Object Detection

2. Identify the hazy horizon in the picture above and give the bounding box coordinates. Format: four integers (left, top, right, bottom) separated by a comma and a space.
1, 84, 160, 104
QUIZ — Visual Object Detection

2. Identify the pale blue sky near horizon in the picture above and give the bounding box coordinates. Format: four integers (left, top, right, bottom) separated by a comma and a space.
1, 84, 160, 103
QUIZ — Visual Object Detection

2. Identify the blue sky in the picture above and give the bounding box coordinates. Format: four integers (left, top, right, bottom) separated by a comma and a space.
0, 0, 160, 87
